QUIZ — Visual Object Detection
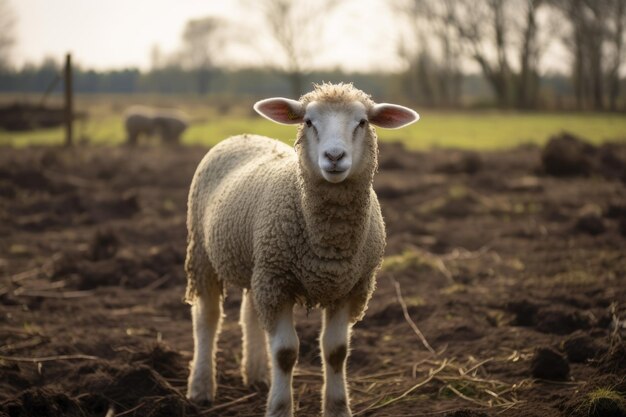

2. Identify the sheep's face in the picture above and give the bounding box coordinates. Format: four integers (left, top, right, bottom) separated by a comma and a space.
254, 93, 419, 184
300, 101, 368, 183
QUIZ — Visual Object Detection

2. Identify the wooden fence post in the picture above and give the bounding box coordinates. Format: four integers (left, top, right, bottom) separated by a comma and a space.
64, 53, 73, 146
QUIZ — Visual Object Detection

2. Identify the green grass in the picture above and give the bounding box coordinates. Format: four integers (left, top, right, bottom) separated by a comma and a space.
576, 387, 626, 417
393, 111, 626, 149
1, 107, 625, 149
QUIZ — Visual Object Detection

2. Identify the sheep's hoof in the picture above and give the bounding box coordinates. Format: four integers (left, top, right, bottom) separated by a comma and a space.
189, 396, 212, 407
323, 411, 351, 417
187, 378, 215, 405
242, 364, 269, 390
246, 378, 269, 393
265, 402, 293, 417
186, 390, 214, 406
323, 399, 351, 417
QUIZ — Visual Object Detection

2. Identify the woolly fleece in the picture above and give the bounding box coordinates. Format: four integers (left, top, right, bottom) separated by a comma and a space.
185, 83, 386, 329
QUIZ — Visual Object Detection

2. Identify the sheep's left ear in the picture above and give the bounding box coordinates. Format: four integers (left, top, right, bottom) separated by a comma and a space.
253, 98, 304, 125
368, 103, 420, 129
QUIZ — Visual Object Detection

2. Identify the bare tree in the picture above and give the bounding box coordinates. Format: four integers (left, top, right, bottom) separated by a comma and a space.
395, 0, 547, 108
606, 0, 626, 111
439, 0, 508, 107
395, 0, 463, 106
0, 0, 16, 70
250, 0, 337, 97
517, 0, 544, 108
448, 0, 547, 108
181, 17, 228, 95
551, 0, 587, 107
551, 0, 625, 110
584, 1, 608, 110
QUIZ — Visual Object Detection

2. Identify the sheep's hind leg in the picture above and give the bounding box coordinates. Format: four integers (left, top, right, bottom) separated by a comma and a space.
187, 286, 223, 405
126, 131, 138, 145
321, 304, 352, 417
266, 303, 298, 417
240, 290, 269, 387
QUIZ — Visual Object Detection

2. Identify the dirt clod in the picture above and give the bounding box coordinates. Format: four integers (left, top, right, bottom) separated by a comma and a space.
535, 307, 591, 335
531, 347, 570, 380
130, 343, 188, 379
619, 218, 626, 237
563, 332, 603, 363
575, 213, 606, 235
91, 365, 184, 408
507, 299, 540, 326
89, 229, 120, 261
542, 132, 595, 177
587, 397, 626, 417
2, 388, 84, 417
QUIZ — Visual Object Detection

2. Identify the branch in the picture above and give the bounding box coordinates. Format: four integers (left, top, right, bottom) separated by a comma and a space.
0, 354, 100, 363
393, 279, 435, 354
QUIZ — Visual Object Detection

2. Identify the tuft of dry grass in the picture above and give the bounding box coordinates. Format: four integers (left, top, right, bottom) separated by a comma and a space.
352, 353, 533, 416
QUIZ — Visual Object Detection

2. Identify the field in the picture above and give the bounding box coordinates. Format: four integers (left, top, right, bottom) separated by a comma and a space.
0, 133, 625, 416
1, 94, 626, 149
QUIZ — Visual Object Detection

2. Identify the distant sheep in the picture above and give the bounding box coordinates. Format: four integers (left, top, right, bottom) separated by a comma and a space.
124, 106, 188, 145
185, 83, 419, 417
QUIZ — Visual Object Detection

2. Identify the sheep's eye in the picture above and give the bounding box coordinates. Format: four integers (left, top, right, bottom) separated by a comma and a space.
305, 119, 312, 127
359, 119, 367, 127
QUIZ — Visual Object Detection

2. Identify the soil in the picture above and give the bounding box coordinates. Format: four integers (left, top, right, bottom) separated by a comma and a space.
0, 140, 625, 417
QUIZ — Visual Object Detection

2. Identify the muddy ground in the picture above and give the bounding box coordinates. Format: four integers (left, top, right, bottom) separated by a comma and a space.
0, 137, 625, 417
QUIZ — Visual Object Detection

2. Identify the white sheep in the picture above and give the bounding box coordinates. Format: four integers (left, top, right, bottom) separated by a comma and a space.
185, 83, 419, 417
124, 106, 188, 144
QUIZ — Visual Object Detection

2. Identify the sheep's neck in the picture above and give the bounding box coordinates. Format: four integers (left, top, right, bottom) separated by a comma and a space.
299, 171, 372, 260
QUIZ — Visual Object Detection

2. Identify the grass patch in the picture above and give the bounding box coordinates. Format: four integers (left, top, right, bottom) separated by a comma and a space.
576, 387, 626, 417
382, 248, 455, 285
1, 95, 625, 150
523, 270, 597, 289
389, 111, 626, 150
382, 250, 433, 273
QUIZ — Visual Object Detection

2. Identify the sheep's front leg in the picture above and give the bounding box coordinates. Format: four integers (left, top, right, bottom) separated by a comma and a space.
321, 304, 351, 417
266, 304, 298, 417
187, 289, 223, 404
240, 290, 269, 386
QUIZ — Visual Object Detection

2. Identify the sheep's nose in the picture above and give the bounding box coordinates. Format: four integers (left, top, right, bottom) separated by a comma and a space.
324, 148, 346, 163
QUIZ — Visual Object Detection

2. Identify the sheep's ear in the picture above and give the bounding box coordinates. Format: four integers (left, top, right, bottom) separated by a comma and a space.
254, 98, 304, 125
368, 103, 419, 129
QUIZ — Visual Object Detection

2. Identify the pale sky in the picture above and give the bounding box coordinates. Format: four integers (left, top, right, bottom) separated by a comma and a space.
10, 0, 405, 72
9, 0, 569, 74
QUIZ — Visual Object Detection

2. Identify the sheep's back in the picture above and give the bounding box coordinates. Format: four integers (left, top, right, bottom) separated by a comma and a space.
153, 110, 189, 129
124, 106, 154, 131
188, 134, 296, 288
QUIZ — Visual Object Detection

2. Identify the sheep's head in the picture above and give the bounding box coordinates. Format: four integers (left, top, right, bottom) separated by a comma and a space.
254, 83, 419, 184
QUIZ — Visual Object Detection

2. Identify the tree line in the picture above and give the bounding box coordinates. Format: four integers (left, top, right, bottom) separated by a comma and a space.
0, 61, 588, 109
0, 0, 624, 111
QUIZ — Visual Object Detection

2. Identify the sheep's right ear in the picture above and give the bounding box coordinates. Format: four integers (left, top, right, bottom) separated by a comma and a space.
254, 98, 304, 125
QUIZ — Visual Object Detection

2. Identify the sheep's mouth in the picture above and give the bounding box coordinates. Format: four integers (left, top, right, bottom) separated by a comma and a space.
321, 166, 350, 183
324, 167, 347, 174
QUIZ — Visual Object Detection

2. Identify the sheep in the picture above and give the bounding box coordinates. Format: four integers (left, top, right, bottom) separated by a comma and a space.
124, 106, 188, 145
124, 106, 154, 145
185, 83, 419, 417
152, 110, 189, 143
